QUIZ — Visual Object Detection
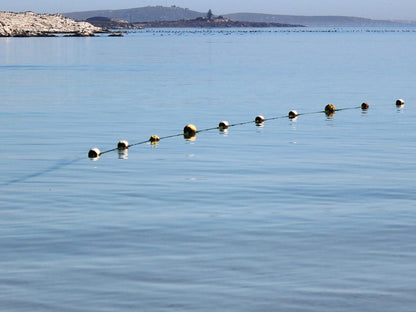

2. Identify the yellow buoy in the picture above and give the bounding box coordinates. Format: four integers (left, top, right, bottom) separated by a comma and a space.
255, 115, 265, 124
361, 102, 369, 110
184, 124, 197, 139
288, 110, 298, 119
149, 135, 160, 144
117, 140, 129, 150
396, 99, 405, 106
88, 148, 101, 159
325, 104, 336, 115
218, 121, 229, 130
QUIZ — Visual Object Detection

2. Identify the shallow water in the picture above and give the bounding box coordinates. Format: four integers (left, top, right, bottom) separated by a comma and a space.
1, 28, 416, 311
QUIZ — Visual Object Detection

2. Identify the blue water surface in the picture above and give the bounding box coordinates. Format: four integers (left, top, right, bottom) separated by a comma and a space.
0, 28, 415, 311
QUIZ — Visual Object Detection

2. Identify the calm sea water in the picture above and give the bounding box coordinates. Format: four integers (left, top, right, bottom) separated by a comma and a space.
1, 28, 416, 311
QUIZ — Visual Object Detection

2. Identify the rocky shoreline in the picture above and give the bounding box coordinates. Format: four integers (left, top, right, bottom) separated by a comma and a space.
0, 11, 302, 37
0, 11, 102, 37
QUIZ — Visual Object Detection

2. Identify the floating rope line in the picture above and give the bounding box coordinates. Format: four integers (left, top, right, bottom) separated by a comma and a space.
88, 100, 402, 159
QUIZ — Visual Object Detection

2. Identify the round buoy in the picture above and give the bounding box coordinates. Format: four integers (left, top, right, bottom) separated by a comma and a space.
184, 124, 197, 139
255, 115, 265, 124
361, 102, 369, 110
288, 110, 298, 119
218, 121, 229, 130
396, 99, 405, 106
117, 140, 129, 150
149, 135, 160, 144
325, 104, 336, 115
88, 148, 101, 159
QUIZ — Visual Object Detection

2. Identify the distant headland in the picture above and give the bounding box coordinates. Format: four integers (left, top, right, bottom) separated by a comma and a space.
85, 15, 303, 29
0, 8, 302, 37
64, 6, 416, 27
2, 6, 415, 37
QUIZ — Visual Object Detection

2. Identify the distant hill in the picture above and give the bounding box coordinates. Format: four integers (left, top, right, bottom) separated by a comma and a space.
63, 6, 204, 23
63, 6, 416, 27
223, 13, 414, 27
87, 17, 302, 29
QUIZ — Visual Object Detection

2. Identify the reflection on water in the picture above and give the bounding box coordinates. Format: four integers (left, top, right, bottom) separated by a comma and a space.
219, 128, 229, 136
184, 134, 197, 141
118, 149, 128, 159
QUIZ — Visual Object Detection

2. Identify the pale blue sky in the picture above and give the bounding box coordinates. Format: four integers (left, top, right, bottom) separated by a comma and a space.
1, 0, 416, 20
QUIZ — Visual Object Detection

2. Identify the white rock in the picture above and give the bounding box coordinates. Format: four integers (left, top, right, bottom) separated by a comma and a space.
0, 11, 102, 36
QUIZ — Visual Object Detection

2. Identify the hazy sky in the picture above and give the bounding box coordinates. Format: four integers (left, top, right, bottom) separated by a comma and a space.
1, 0, 416, 20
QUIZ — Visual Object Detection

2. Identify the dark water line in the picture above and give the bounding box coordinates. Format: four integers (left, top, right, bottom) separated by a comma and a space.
93, 106, 362, 158
297, 110, 325, 116
336, 106, 361, 111
264, 115, 287, 121
159, 133, 183, 140
229, 120, 255, 127
128, 140, 150, 147
196, 127, 219, 133
3, 106, 363, 181
3, 157, 84, 186
99, 148, 119, 155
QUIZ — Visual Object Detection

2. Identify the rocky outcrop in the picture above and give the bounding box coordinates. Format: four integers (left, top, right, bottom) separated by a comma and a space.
0, 11, 102, 37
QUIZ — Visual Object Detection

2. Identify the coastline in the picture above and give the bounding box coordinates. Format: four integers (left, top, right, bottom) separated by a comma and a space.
87, 17, 304, 30
0, 11, 102, 37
